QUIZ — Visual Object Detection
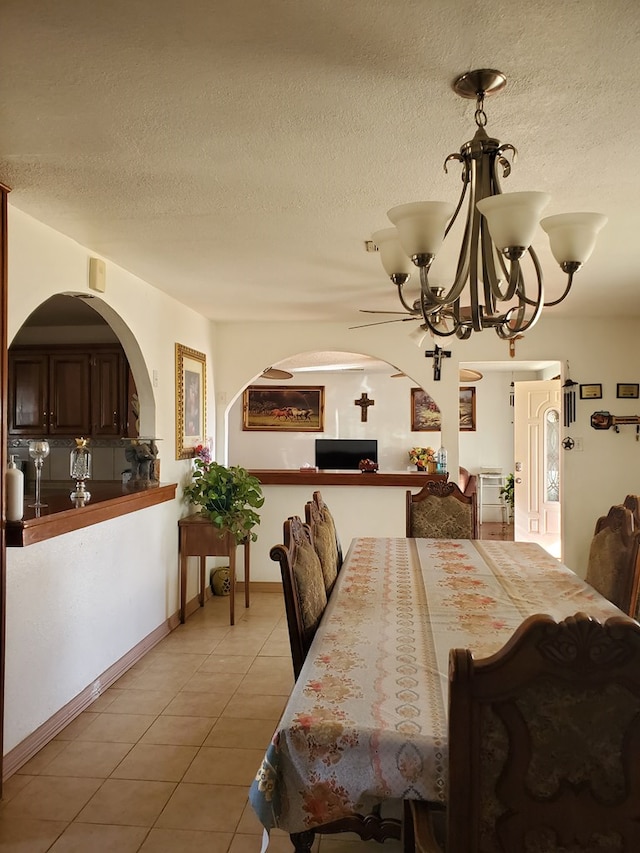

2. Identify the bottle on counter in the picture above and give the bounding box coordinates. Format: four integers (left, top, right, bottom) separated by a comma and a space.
436, 446, 448, 476
6, 455, 24, 521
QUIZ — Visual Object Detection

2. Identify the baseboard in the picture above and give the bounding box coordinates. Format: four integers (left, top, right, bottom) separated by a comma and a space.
3, 614, 176, 780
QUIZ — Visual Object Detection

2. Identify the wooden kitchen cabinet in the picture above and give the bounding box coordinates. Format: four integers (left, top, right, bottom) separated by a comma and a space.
91, 350, 127, 436
8, 345, 129, 437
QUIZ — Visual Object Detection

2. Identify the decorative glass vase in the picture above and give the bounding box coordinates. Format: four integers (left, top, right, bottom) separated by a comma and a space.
70, 437, 92, 504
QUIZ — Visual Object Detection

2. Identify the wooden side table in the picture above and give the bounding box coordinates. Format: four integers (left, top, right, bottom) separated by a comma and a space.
178, 512, 250, 625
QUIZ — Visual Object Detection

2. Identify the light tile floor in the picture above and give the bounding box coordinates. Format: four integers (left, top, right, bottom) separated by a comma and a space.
0, 591, 403, 853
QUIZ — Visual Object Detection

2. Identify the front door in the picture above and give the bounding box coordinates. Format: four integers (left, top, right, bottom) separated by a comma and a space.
514, 379, 562, 558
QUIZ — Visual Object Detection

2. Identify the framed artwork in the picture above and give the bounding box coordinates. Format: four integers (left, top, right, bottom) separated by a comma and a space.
175, 343, 206, 459
617, 383, 639, 399
459, 386, 477, 432
243, 385, 325, 431
411, 387, 441, 431
579, 383, 602, 400
411, 387, 476, 432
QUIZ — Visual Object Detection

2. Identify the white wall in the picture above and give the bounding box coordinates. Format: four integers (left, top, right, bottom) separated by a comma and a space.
4, 207, 215, 755
231, 369, 524, 476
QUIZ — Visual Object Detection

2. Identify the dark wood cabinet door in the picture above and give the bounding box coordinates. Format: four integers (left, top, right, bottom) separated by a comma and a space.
48, 353, 91, 435
9, 345, 129, 437
8, 353, 48, 434
91, 351, 126, 436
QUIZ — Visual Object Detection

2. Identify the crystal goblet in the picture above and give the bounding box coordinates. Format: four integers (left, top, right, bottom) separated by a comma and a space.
28, 439, 50, 508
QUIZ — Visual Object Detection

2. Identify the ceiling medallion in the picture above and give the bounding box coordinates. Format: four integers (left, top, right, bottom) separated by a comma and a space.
368, 69, 607, 340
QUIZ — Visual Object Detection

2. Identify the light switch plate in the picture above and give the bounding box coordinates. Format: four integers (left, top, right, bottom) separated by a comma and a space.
89, 257, 106, 292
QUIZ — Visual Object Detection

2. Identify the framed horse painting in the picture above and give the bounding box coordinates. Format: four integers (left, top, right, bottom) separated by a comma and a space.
243, 385, 325, 431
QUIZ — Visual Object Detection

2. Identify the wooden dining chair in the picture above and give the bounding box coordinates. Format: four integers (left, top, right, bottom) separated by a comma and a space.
406, 480, 477, 539
270, 515, 328, 680
585, 504, 640, 616
410, 611, 640, 852
305, 491, 343, 597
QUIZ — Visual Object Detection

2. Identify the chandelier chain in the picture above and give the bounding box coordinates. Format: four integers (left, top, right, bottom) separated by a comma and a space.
474, 93, 487, 127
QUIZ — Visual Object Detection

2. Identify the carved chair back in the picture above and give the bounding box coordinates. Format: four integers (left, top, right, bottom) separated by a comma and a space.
586, 504, 640, 616
406, 480, 477, 539
442, 612, 640, 852
270, 516, 327, 680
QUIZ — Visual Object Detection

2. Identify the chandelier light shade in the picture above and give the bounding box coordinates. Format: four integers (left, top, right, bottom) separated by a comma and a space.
370, 69, 607, 340
387, 202, 456, 258
540, 213, 608, 266
475, 191, 551, 253
371, 228, 413, 279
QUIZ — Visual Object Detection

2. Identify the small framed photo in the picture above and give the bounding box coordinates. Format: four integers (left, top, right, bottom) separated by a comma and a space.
579, 383, 602, 400
617, 383, 639, 399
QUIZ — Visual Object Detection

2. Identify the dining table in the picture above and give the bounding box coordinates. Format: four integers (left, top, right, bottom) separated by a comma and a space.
249, 536, 624, 848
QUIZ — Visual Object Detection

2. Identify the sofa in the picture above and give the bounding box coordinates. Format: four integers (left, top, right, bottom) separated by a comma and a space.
458, 466, 478, 498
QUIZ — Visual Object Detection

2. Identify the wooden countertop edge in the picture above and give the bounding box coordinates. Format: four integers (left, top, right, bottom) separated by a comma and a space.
247, 470, 448, 486
6, 483, 178, 547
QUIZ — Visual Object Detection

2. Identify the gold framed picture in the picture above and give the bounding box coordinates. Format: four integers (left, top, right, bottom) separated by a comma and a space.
175, 343, 206, 459
242, 385, 324, 431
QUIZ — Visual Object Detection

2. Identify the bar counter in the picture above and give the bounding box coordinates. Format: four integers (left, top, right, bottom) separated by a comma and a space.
6, 482, 177, 547
247, 469, 447, 487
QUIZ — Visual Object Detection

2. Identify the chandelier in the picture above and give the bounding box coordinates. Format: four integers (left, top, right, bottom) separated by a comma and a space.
371, 69, 607, 340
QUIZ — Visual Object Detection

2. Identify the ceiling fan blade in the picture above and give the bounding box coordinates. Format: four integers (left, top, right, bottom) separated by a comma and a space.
359, 309, 417, 316
349, 317, 418, 329
460, 368, 483, 382
392, 368, 483, 382
261, 367, 293, 380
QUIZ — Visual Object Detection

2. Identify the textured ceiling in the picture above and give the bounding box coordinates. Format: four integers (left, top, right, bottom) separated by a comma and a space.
1, 0, 639, 326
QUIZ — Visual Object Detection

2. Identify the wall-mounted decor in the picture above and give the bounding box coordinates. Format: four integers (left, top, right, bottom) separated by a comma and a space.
591, 411, 640, 431
175, 343, 206, 459
411, 387, 476, 432
243, 385, 324, 432
459, 386, 477, 432
411, 388, 441, 431
580, 383, 602, 400
617, 383, 639, 399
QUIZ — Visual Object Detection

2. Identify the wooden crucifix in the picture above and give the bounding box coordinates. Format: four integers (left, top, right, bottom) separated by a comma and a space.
509, 334, 524, 358
354, 392, 375, 422
424, 344, 451, 381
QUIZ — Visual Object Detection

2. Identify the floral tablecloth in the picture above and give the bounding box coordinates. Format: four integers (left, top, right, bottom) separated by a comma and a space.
249, 537, 622, 834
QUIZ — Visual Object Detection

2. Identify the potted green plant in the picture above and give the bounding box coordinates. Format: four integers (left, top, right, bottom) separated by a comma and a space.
500, 473, 515, 520
183, 458, 265, 543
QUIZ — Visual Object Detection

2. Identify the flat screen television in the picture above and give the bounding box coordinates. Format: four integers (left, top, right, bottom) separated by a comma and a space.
315, 439, 378, 471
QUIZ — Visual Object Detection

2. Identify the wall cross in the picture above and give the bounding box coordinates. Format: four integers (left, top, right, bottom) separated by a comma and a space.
424, 344, 451, 381
354, 392, 375, 422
